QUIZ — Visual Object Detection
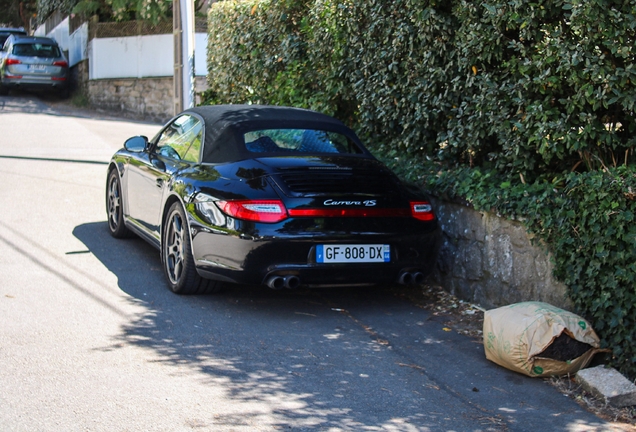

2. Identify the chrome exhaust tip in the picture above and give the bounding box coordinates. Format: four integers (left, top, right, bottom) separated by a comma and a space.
398, 270, 425, 285
283, 275, 300, 289
412, 272, 425, 285
398, 272, 413, 285
266, 276, 285, 290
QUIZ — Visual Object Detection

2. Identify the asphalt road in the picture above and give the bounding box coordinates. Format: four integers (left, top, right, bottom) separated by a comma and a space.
0, 92, 617, 431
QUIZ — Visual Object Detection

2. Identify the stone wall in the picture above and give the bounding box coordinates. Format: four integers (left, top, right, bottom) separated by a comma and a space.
432, 198, 572, 310
70, 59, 89, 96
87, 77, 174, 123
77, 68, 208, 123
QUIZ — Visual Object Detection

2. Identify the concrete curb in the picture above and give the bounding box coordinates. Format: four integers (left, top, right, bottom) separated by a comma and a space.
576, 365, 636, 407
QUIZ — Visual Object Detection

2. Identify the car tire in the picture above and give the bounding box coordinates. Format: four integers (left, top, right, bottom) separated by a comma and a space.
162, 202, 222, 295
0, 84, 9, 96
106, 169, 133, 238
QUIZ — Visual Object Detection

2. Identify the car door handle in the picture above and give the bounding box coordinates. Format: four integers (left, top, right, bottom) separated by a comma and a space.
156, 178, 163, 188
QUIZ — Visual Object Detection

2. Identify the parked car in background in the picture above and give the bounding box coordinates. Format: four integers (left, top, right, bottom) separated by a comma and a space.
0, 35, 69, 97
0, 27, 27, 47
107, 105, 442, 295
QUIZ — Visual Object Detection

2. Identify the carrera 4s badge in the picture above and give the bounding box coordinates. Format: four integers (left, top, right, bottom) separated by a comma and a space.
323, 199, 377, 207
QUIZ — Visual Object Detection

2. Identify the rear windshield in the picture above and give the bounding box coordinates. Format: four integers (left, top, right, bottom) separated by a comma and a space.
244, 129, 363, 154
12, 43, 61, 58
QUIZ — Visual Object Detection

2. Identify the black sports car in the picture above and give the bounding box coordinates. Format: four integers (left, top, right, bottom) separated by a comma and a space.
106, 105, 441, 294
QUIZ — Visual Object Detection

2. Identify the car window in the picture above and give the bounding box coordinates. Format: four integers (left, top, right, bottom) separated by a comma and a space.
12, 43, 60, 58
154, 114, 202, 163
244, 129, 362, 154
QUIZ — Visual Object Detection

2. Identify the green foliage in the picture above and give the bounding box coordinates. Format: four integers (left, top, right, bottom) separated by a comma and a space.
205, 0, 345, 115
107, 0, 170, 22
37, 0, 78, 23
205, 0, 636, 379
37, 0, 174, 24
446, 0, 636, 177
1, 0, 36, 28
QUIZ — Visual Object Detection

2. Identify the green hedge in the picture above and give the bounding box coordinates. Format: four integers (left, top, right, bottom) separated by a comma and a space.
206, 0, 636, 379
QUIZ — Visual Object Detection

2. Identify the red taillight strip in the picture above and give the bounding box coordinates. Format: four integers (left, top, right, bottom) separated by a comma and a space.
214, 199, 435, 223
51, 77, 67, 81
289, 201, 435, 221
5, 59, 21, 65
289, 208, 411, 218
53, 61, 68, 67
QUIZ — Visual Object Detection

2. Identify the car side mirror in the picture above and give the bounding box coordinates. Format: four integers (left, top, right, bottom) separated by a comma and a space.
124, 136, 148, 152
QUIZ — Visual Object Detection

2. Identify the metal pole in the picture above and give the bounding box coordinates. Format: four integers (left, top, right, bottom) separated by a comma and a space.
181, 0, 196, 110
173, 0, 183, 114
173, 0, 195, 114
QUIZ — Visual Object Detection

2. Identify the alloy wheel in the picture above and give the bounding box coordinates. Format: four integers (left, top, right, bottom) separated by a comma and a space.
107, 175, 121, 230
165, 211, 185, 285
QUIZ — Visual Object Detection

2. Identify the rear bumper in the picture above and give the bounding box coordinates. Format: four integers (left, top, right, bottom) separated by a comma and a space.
191, 220, 441, 287
2, 76, 68, 90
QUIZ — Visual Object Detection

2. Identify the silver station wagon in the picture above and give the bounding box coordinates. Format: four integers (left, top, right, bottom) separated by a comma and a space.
0, 35, 69, 97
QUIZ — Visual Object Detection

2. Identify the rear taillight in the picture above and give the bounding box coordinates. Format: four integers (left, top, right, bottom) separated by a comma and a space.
216, 200, 288, 223
410, 201, 435, 221
5, 58, 21, 65
53, 60, 68, 67
288, 208, 410, 217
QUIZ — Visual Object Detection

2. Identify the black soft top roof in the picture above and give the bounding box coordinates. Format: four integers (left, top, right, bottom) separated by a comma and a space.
183, 105, 368, 163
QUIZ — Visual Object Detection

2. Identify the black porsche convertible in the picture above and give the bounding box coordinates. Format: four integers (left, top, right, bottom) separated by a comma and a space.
106, 105, 441, 294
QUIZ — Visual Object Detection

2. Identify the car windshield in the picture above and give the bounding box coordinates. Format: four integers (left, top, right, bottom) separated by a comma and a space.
12, 43, 61, 58
244, 129, 362, 154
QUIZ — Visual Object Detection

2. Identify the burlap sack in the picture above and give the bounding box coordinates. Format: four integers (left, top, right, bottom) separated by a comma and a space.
483, 301, 602, 377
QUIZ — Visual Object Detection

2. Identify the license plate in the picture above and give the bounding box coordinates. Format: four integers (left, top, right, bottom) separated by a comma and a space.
28, 65, 47, 72
316, 244, 390, 263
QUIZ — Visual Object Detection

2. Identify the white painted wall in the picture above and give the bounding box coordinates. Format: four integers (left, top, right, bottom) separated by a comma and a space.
68, 23, 88, 67
89, 33, 208, 79
36, 21, 208, 79
195, 33, 207, 77
89, 34, 173, 79
47, 18, 70, 52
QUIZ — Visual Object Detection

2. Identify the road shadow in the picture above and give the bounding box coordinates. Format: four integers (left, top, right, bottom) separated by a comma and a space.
72, 222, 612, 431
72, 221, 453, 429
